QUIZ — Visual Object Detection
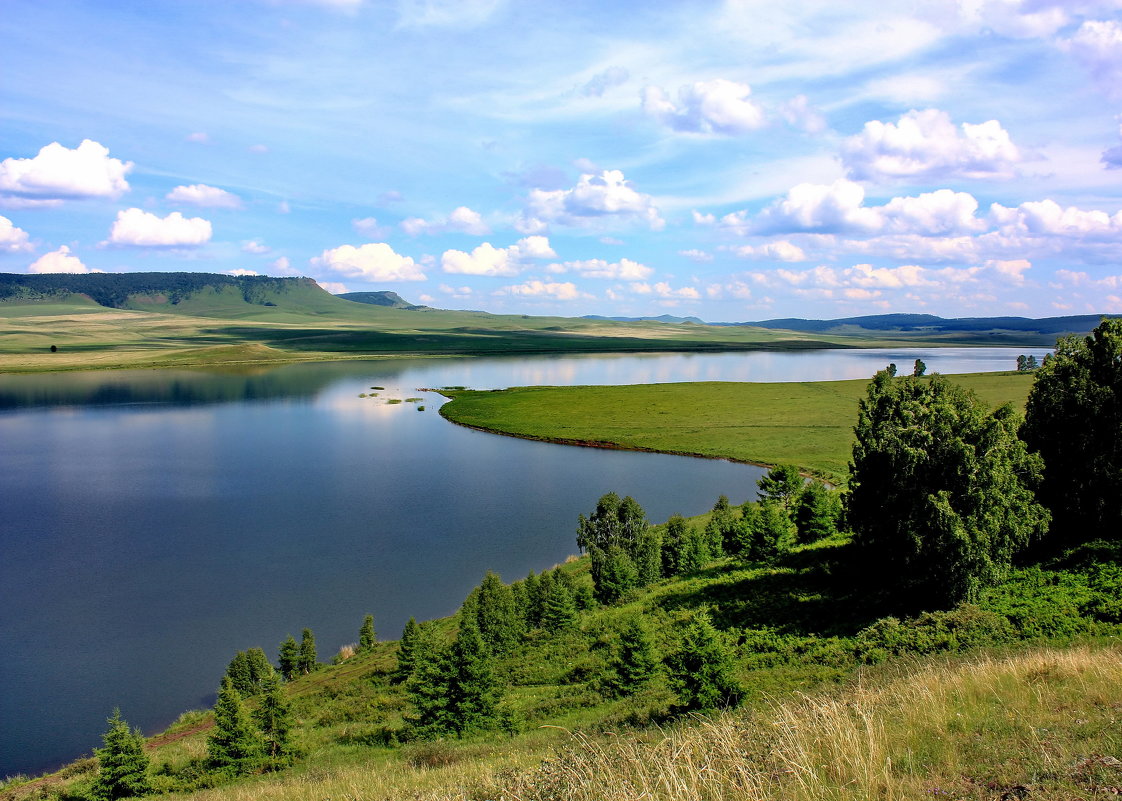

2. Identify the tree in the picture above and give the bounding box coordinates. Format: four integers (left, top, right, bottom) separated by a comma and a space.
92, 709, 152, 800
756, 464, 803, 512
207, 677, 262, 775
475, 571, 520, 654
1021, 318, 1122, 547
704, 494, 737, 556
225, 651, 252, 697
277, 635, 299, 681
298, 628, 316, 675
393, 617, 423, 683
744, 499, 789, 563
254, 671, 294, 766
591, 545, 638, 604
635, 528, 663, 585
792, 482, 840, 544
846, 369, 1049, 608
913, 358, 926, 377
663, 514, 709, 576
1017, 354, 1028, 372
540, 572, 578, 629
406, 619, 499, 738
664, 614, 742, 712
359, 614, 376, 651
577, 492, 647, 554
602, 617, 659, 697
1025, 354, 1038, 370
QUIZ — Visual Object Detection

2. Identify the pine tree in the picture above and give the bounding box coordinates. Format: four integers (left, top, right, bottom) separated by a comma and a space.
591, 545, 638, 604
207, 677, 262, 775
756, 464, 803, 512
526, 570, 549, 628
475, 571, 520, 654
393, 616, 422, 683
662, 514, 708, 576
540, 572, 578, 629
245, 647, 273, 691
277, 635, 299, 681
298, 628, 317, 675
602, 618, 659, 697
664, 614, 742, 711
254, 671, 294, 767
705, 494, 736, 556
92, 709, 152, 801
225, 651, 252, 697
445, 618, 500, 736
746, 500, 790, 563
359, 614, 376, 651
405, 629, 454, 737
635, 528, 663, 585
793, 482, 840, 543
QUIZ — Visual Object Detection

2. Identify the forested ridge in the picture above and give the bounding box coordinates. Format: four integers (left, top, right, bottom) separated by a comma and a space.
6, 319, 1121, 801
0, 273, 322, 309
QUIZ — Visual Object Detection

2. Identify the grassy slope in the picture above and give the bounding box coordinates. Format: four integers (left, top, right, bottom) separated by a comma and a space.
440, 372, 1037, 482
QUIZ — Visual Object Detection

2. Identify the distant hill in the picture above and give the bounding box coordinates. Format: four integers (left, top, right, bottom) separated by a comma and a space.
734, 313, 1120, 339
582, 313, 706, 325
337, 290, 420, 309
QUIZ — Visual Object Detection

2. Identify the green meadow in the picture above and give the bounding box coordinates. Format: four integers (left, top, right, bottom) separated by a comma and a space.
440, 371, 1037, 482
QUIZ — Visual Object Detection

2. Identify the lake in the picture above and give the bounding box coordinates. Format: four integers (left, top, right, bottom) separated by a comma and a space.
0, 347, 1047, 776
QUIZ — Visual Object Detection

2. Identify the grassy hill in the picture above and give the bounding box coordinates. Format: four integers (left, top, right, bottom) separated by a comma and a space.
0, 272, 1078, 373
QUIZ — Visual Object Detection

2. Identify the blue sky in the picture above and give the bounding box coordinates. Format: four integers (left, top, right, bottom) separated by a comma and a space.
3, 0, 1122, 321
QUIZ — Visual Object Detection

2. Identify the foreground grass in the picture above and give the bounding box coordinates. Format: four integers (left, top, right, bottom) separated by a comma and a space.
440, 372, 1036, 482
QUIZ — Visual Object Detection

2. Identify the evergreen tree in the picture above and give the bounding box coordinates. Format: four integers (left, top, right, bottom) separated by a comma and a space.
207, 677, 262, 775
475, 571, 520, 654
510, 580, 528, 627
704, 494, 736, 556
1021, 318, 1122, 548
602, 618, 659, 697
1025, 354, 1038, 370
526, 570, 548, 628
445, 618, 500, 735
298, 628, 317, 675
225, 651, 252, 697
792, 482, 840, 543
405, 638, 454, 738
664, 614, 742, 712
393, 616, 422, 683
245, 648, 273, 690
635, 528, 663, 585
254, 671, 294, 766
591, 545, 638, 604
1017, 354, 1028, 372
746, 499, 790, 563
358, 614, 376, 651
92, 709, 152, 801
756, 464, 803, 512
913, 358, 926, 377
277, 635, 299, 681
540, 572, 578, 629
847, 369, 1049, 608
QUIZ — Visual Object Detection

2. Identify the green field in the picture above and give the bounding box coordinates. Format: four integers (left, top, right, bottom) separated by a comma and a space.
440, 372, 1037, 482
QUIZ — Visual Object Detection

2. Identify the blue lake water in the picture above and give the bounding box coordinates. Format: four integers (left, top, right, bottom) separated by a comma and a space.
0, 347, 1047, 776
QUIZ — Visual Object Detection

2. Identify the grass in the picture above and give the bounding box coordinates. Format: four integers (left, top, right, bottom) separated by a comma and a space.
440, 372, 1036, 482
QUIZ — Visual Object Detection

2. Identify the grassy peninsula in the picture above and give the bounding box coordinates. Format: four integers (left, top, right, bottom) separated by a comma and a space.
439, 372, 1036, 482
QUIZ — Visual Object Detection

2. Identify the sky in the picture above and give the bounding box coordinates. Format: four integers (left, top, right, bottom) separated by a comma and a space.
2, 0, 1122, 321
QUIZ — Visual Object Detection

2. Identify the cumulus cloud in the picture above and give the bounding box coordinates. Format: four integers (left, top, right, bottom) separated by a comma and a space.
547, 257, 652, 280
732, 241, 808, 262
227, 268, 259, 276
0, 216, 32, 252
166, 184, 242, 209
642, 79, 765, 135
28, 245, 88, 273
582, 66, 629, 97
312, 242, 426, 281
989, 198, 1122, 238
878, 189, 985, 235
777, 95, 827, 134
242, 241, 270, 254
271, 256, 295, 274
498, 280, 588, 300
441, 236, 556, 276
107, 208, 212, 247
0, 140, 132, 206
985, 258, 1032, 283
353, 217, 389, 238
526, 170, 663, 230
752, 179, 882, 234
1063, 20, 1122, 97
842, 109, 1021, 181
679, 249, 714, 262
317, 281, 349, 294
402, 206, 490, 236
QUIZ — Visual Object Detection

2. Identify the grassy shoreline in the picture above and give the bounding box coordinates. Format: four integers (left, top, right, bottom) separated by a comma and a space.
439, 372, 1037, 483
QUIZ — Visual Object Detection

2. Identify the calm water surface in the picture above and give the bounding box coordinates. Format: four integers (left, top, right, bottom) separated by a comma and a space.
0, 348, 1046, 776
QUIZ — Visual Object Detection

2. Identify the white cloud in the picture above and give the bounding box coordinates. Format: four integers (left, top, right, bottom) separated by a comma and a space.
732, 241, 807, 262
166, 184, 242, 209
989, 198, 1122, 237
642, 79, 765, 135
28, 245, 88, 273
752, 179, 882, 234
0, 140, 132, 205
317, 281, 349, 294
679, 249, 714, 262
186, 132, 210, 143
1063, 20, 1122, 96
312, 242, 426, 281
777, 95, 827, 134
547, 257, 653, 280
985, 258, 1032, 283
227, 268, 259, 276
271, 256, 295, 274
498, 280, 588, 300
441, 236, 556, 276
396, 0, 504, 28
842, 109, 1021, 182
107, 208, 212, 247
961, 0, 1070, 38
653, 281, 700, 300
353, 217, 389, 237
402, 205, 490, 236
526, 170, 663, 230
879, 189, 985, 235
0, 216, 31, 252
242, 240, 271, 254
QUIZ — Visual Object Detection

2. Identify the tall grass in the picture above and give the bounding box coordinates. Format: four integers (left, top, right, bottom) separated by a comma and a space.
499, 645, 1122, 801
